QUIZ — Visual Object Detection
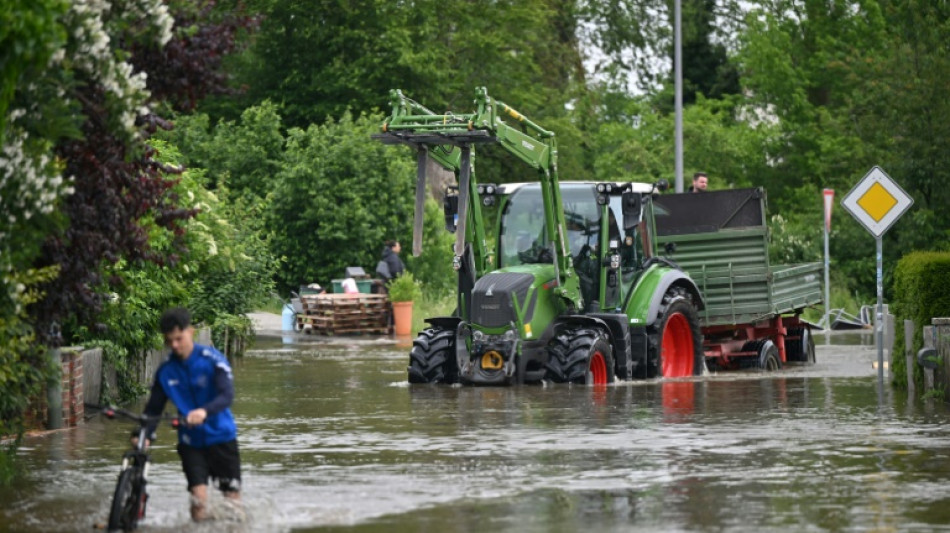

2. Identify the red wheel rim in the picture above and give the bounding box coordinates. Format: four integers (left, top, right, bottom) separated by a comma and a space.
662, 313, 694, 377
589, 350, 608, 385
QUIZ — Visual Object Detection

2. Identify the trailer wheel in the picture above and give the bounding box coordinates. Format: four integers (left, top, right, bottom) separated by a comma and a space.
408, 327, 458, 384
757, 341, 782, 371
651, 289, 704, 378
786, 327, 816, 365
545, 329, 614, 385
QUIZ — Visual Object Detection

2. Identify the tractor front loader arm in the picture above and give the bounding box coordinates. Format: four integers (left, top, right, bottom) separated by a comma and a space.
372, 87, 579, 309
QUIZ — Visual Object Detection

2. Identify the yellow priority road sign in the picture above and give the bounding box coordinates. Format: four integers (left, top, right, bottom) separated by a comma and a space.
841, 166, 913, 237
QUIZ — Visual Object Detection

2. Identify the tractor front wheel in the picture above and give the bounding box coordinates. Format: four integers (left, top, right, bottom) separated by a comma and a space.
408, 327, 458, 384
545, 329, 614, 385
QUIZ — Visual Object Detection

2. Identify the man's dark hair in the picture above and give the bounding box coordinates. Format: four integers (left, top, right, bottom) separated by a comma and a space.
693, 172, 708, 181
160, 307, 192, 334
385, 240, 398, 249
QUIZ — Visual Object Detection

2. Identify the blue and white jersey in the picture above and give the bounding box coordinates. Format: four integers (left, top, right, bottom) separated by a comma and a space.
145, 344, 237, 447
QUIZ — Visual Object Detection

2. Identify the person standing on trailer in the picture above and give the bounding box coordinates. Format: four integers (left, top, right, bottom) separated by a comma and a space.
688, 172, 709, 192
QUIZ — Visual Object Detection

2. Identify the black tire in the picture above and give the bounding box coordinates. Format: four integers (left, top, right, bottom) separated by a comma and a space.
545, 329, 614, 385
802, 328, 816, 365
757, 340, 782, 371
108, 467, 143, 531
786, 327, 816, 365
407, 327, 458, 384
648, 288, 704, 378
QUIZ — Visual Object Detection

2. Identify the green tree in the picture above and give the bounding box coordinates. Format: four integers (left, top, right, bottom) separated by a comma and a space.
736, 0, 950, 299
591, 89, 773, 187
205, 0, 592, 182
266, 112, 415, 290
160, 101, 285, 200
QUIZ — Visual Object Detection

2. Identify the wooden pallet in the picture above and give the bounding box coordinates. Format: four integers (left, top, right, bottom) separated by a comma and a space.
298, 315, 388, 328
297, 293, 391, 335
301, 295, 388, 305
301, 303, 390, 313
303, 325, 390, 336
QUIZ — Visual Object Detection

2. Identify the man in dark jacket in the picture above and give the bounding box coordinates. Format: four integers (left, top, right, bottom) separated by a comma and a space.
378, 240, 406, 281
687, 172, 709, 192
138, 307, 241, 521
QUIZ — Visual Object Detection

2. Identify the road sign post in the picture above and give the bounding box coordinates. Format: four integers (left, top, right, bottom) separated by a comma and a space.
823, 189, 834, 334
841, 166, 914, 386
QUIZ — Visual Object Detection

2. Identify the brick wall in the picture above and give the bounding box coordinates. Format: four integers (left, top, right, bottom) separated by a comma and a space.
60, 349, 84, 427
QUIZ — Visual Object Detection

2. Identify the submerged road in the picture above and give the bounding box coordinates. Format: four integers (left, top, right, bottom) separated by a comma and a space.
3, 332, 950, 532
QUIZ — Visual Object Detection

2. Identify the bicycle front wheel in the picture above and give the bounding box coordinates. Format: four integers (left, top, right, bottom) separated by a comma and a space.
108, 467, 143, 531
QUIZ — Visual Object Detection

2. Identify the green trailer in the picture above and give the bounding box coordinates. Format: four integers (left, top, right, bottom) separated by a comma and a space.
654, 188, 822, 369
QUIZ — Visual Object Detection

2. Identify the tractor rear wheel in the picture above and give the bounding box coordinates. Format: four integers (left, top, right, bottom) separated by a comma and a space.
650, 288, 704, 378
408, 327, 458, 384
545, 329, 614, 385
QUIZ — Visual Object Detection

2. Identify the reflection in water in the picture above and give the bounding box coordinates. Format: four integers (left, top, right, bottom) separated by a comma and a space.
3, 339, 950, 533
661, 381, 695, 421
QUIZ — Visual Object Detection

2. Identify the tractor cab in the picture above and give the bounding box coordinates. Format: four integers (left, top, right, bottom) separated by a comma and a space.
492, 182, 657, 313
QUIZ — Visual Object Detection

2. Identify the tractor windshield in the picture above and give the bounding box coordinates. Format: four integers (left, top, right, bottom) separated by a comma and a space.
499, 185, 601, 268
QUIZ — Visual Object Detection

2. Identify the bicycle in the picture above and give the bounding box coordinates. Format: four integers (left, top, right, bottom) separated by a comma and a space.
102, 406, 181, 532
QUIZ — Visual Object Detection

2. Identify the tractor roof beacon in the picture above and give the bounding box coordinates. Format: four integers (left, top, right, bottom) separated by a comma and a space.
373, 87, 706, 386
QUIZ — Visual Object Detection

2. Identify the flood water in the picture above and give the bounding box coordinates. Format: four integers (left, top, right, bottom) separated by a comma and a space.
4, 333, 950, 532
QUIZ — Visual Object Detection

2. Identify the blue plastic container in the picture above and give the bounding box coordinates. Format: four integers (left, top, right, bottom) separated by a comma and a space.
281, 303, 296, 331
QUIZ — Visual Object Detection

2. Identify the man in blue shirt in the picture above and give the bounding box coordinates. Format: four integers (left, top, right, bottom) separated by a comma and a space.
139, 307, 241, 521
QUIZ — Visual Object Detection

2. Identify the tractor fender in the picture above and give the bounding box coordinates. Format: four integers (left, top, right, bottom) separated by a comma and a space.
547, 315, 612, 338
533, 314, 613, 351
425, 316, 463, 331
642, 270, 705, 327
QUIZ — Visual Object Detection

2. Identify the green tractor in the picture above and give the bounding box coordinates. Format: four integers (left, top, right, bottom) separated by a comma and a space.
373, 88, 705, 385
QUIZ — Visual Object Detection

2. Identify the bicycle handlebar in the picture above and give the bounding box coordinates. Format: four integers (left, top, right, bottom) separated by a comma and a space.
101, 406, 184, 428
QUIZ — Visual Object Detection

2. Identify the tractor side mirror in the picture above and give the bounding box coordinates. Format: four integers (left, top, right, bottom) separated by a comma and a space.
443, 193, 459, 233
621, 191, 642, 230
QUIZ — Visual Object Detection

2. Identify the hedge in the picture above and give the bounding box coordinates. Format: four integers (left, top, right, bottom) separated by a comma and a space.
891, 251, 950, 389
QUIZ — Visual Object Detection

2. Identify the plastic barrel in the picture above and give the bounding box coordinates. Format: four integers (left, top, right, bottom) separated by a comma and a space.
282, 304, 296, 331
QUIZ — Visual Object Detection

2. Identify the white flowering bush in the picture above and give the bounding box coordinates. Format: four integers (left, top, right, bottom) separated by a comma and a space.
62, 0, 172, 138
1, 0, 174, 256
0, 0, 182, 442
0, 129, 72, 247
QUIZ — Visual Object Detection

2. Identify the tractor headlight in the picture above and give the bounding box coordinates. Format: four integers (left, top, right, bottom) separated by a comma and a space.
504, 329, 517, 341
473, 329, 485, 342
610, 253, 621, 269
482, 196, 495, 207
452, 255, 462, 271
